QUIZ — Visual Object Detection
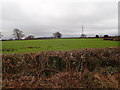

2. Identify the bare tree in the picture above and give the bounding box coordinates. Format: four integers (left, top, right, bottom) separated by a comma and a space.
0, 32, 3, 38
25, 35, 34, 40
12, 28, 25, 40
81, 34, 86, 38
53, 32, 62, 38
95, 35, 99, 38
104, 35, 109, 38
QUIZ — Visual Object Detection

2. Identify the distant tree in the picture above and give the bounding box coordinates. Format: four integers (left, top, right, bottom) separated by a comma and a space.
99, 35, 103, 38
8, 38, 14, 41
104, 35, 109, 38
12, 28, 25, 40
95, 35, 99, 38
25, 35, 34, 40
81, 34, 86, 38
53, 32, 62, 38
0, 32, 3, 38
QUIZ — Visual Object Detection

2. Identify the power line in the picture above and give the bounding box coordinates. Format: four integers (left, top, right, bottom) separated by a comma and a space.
82, 25, 84, 34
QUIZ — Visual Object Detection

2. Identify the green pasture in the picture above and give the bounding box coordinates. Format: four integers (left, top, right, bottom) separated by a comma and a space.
2, 38, 119, 54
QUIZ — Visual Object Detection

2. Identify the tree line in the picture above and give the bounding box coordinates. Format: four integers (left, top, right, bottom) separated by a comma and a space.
0, 28, 111, 40
0, 28, 62, 40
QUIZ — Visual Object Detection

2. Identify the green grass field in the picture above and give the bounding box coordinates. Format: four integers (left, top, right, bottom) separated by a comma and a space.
2, 38, 119, 54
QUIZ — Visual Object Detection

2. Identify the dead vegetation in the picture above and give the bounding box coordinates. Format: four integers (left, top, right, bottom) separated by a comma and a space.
2, 47, 120, 88
103, 36, 120, 41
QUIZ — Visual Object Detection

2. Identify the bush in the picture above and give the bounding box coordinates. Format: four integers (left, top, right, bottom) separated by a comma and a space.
2, 47, 120, 88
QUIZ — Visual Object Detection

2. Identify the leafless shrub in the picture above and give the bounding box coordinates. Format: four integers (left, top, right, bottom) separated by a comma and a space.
2, 47, 120, 88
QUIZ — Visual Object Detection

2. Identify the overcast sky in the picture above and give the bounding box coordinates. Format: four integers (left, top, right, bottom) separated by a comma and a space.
1, 0, 119, 39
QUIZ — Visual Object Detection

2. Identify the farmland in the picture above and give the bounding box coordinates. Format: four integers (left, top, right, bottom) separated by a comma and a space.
2, 38, 119, 54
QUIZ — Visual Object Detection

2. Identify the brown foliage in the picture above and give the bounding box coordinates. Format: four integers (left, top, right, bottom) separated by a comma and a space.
2, 47, 120, 88
103, 36, 120, 41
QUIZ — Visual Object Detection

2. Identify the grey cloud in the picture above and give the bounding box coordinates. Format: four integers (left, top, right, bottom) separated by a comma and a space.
2, 1, 118, 39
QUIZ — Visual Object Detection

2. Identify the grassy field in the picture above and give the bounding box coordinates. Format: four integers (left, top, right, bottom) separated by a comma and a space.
2, 38, 119, 54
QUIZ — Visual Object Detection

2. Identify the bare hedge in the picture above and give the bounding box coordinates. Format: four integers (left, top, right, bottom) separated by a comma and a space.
2, 47, 120, 88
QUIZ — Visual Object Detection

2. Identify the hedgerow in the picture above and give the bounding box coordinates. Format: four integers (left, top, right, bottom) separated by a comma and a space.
2, 47, 120, 88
